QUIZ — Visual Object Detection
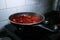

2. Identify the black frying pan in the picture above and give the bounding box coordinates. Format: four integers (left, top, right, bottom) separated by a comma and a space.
9, 12, 58, 32
9, 12, 45, 25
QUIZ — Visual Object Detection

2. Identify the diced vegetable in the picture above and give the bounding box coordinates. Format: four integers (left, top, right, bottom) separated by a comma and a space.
11, 15, 42, 24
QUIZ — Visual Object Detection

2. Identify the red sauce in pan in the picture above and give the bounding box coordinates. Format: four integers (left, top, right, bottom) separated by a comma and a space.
11, 15, 43, 24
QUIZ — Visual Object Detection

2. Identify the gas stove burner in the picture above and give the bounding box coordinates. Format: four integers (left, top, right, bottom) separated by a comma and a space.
0, 30, 13, 40
0, 28, 21, 40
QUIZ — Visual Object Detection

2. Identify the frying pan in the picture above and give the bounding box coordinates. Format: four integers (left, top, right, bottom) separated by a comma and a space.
9, 12, 58, 32
9, 12, 44, 25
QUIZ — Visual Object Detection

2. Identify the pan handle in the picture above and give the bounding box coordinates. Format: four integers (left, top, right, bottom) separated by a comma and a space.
34, 20, 58, 32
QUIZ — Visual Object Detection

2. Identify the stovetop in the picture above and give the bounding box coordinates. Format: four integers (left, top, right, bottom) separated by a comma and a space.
0, 11, 60, 40
2, 24, 54, 40
0, 23, 59, 40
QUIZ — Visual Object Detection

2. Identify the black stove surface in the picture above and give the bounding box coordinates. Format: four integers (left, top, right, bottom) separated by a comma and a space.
4, 23, 55, 40
0, 23, 59, 40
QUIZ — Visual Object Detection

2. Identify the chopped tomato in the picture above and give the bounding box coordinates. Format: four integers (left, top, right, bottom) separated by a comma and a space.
11, 15, 42, 24
12, 18, 16, 22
